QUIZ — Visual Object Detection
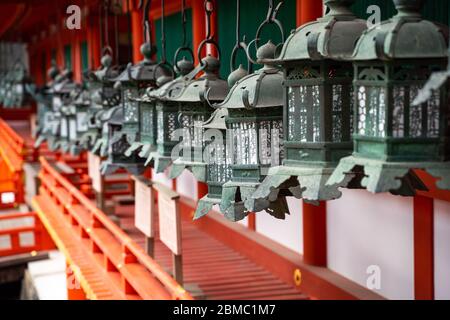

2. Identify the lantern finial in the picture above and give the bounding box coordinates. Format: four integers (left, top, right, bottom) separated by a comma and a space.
393, 0, 425, 17
202, 55, 221, 74
140, 43, 153, 61
228, 64, 248, 87
323, 0, 355, 18
101, 54, 112, 68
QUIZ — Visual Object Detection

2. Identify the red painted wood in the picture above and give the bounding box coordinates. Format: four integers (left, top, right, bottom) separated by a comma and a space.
413, 195, 434, 300
248, 213, 256, 231
131, 9, 144, 64
298, 0, 323, 25
197, 182, 208, 200
191, 0, 206, 64
302, 201, 327, 267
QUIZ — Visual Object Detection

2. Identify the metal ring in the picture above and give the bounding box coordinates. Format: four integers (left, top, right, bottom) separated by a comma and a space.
197, 39, 221, 66
173, 46, 195, 71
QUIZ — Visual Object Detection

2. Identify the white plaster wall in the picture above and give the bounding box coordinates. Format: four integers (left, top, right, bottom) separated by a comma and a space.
327, 189, 414, 300
255, 197, 303, 254
434, 199, 450, 300
176, 170, 198, 200
151, 168, 173, 188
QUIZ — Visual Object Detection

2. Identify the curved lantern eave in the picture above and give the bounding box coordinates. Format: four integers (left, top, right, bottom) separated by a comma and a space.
327, 0, 450, 196
252, 0, 369, 204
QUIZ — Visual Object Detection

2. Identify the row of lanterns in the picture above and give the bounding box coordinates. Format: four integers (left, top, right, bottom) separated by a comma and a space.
32, 0, 450, 223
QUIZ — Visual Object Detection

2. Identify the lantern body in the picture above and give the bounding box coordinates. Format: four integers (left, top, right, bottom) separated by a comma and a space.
252, 0, 368, 203
169, 58, 229, 181
328, 0, 450, 194
88, 54, 122, 157
101, 48, 172, 174
194, 108, 233, 219
194, 42, 289, 222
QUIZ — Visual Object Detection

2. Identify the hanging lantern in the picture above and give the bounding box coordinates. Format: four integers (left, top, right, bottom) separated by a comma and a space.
194, 0, 248, 219
88, 51, 122, 157
29, 64, 60, 140
216, 40, 290, 222
101, 0, 176, 175
168, 53, 229, 181
100, 44, 171, 174
69, 85, 91, 155
328, 0, 450, 194
42, 70, 76, 151
252, 0, 367, 204
9, 61, 32, 108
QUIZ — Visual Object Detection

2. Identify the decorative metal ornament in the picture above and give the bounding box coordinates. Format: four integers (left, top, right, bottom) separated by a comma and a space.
252, 0, 367, 204
328, 0, 450, 195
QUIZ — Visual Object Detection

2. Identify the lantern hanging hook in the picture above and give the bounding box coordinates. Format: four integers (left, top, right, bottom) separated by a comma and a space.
197, 0, 221, 66
173, 0, 195, 73
246, 0, 285, 65
230, 0, 252, 74
142, 0, 157, 56
152, 0, 175, 80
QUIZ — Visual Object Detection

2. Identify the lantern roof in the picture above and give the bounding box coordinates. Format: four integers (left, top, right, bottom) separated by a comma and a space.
50, 70, 76, 95
87, 53, 121, 84
353, 0, 448, 61
113, 44, 171, 84
275, 0, 367, 62
202, 107, 228, 130
172, 55, 228, 103
215, 41, 283, 109
106, 105, 123, 126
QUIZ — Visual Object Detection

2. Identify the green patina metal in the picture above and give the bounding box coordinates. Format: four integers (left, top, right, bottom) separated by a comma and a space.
252, 0, 367, 203
200, 41, 288, 222
100, 43, 172, 175
168, 55, 229, 182
85, 52, 121, 157
42, 70, 77, 152
68, 85, 91, 155
328, 0, 450, 195
29, 64, 59, 141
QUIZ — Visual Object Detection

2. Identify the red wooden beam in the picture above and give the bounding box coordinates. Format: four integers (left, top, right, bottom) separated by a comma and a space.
131, 8, 144, 64
413, 195, 434, 300
303, 201, 327, 266
191, 0, 206, 64
298, 0, 323, 25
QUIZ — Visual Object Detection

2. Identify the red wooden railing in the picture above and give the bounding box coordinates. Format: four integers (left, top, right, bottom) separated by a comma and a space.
33, 157, 192, 300
0, 118, 25, 208
0, 211, 54, 257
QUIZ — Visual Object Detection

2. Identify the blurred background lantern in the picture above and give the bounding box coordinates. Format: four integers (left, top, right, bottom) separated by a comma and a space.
126, 0, 195, 166
328, 0, 450, 195
252, 0, 367, 204
88, 50, 122, 157
169, 0, 229, 181
102, 0, 174, 174
43, 69, 76, 151
69, 84, 91, 155
27, 63, 60, 140
194, 0, 249, 219
145, 0, 223, 173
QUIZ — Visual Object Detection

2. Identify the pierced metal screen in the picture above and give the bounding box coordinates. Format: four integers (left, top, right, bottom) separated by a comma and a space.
357, 86, 386, 137
287, 85, 321, 142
